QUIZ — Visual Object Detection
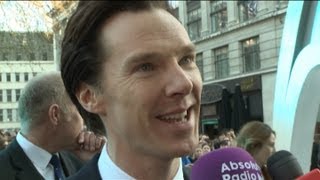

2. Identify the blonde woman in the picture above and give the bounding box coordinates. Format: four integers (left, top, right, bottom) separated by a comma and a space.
236, 121, 276, 180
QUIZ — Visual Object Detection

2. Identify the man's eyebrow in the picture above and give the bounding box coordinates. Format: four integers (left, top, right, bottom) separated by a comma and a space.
179, 44, 196, 54
127, 52, 163, 64
124, 52, 164, 68
123, 44, 196, 68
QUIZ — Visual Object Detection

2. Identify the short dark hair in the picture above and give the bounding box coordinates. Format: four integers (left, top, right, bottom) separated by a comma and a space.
60, 1, 173, 131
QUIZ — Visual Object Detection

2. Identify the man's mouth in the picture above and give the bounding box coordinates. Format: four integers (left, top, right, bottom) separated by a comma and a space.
156, 109, 190, 124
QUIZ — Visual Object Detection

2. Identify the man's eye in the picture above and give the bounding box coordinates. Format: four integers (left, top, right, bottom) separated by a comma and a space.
137, 63, 154, 72
179, 56, 195, 65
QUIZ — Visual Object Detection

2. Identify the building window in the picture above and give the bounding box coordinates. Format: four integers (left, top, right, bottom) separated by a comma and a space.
242, 37, 260, 72
16, 54, 22, 61
29, 53, 36, 60
238, 1, 258, 22
214, 46, 229, 79
16, 89, 21, 101
7, 90, 12, 102
13, 109, 17, 122
0, 110, 3, 122
187, 1, 202, 40
196, 53, 203, 79
0, 74, 2, 82
2, 52, 8, 60
33, 72, 37, 77
42, 53, 48, 60
15, 73, 20, 82
6, 73, 11, 82
210, 1, 228, 33
24, 73, 29, 81
0, 90, 2, 102
203, 54, 215, 82
15, 109, 19, 122
7, 109, 12, 121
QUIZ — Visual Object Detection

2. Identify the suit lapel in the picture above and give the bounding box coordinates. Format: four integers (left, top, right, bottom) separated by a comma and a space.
59, 151, 83, 177
79, 153, 101, 179
8, 139, 44, 180
60, 152, 74, 177
68, 153, 101, 180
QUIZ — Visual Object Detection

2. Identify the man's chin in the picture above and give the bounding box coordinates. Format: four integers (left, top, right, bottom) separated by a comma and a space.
172, 144, 196, 157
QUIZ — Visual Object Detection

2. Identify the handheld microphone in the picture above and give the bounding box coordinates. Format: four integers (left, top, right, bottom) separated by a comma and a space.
267, 150, 303, 179
297, 168, 320, 180
191, 147, 263, 180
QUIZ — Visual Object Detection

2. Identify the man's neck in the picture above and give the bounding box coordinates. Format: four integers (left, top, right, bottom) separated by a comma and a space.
107, 142, 180, 180
22, 130, 58, 154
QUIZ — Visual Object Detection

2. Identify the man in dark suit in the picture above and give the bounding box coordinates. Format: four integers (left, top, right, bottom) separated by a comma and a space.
0, 72, 104, 180
0, 140, 83, 180
60, 1, 202, 180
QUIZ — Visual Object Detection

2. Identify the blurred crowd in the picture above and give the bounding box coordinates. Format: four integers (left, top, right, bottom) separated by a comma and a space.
181, 121, 277, 180
0, 128, 19, 150
183, 128, 237, 167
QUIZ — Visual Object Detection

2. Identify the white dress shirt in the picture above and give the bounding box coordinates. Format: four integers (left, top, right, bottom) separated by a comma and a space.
16, 132, 56, 180
98, 144, 184, 180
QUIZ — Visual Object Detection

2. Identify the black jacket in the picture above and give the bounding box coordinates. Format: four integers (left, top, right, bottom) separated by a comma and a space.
0, 139, 84, 180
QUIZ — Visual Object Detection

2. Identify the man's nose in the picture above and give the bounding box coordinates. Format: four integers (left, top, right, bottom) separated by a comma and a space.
164, 65, 193, 97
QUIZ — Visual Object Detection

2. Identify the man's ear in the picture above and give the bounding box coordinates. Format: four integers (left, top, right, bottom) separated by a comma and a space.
76, 82, 106, 115
48, 104, 60, 126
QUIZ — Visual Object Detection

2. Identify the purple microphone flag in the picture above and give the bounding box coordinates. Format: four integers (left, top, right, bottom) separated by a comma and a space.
191, 147, 263, 180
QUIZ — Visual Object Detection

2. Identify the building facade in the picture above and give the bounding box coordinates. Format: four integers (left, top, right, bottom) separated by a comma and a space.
175, 0, 288, 136
0, 31, 55, 129
0, 1, 78, 130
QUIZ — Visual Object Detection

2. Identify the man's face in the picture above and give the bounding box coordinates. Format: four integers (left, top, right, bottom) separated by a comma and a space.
98, 9, 202, 158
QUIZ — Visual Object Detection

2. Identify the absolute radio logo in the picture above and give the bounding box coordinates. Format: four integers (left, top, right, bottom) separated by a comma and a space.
220, 160, 263, 180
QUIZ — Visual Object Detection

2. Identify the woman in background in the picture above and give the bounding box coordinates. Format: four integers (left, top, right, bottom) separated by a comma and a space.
236, 121, 276, 180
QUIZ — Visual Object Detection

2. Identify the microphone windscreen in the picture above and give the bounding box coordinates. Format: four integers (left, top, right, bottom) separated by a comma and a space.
297, 168, 320, 180
267, 150, 303, 179
191, 147, 263, 180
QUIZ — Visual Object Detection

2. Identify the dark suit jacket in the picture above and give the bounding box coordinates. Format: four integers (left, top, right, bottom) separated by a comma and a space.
0, 139, 84, 180
67, 153, 190, 180
67, 153, 101, 180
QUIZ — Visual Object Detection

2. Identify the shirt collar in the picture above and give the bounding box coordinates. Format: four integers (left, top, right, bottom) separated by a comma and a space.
174, 159, 184, 180
98, 144, 184, 180
98, 144, 134, 179
16, 132, 52, 170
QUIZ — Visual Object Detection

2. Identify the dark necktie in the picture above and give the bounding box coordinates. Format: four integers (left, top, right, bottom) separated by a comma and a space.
50, 154, 64, 180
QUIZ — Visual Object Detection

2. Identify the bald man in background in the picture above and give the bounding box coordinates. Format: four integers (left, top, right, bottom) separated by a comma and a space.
0, 72, 105, 180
